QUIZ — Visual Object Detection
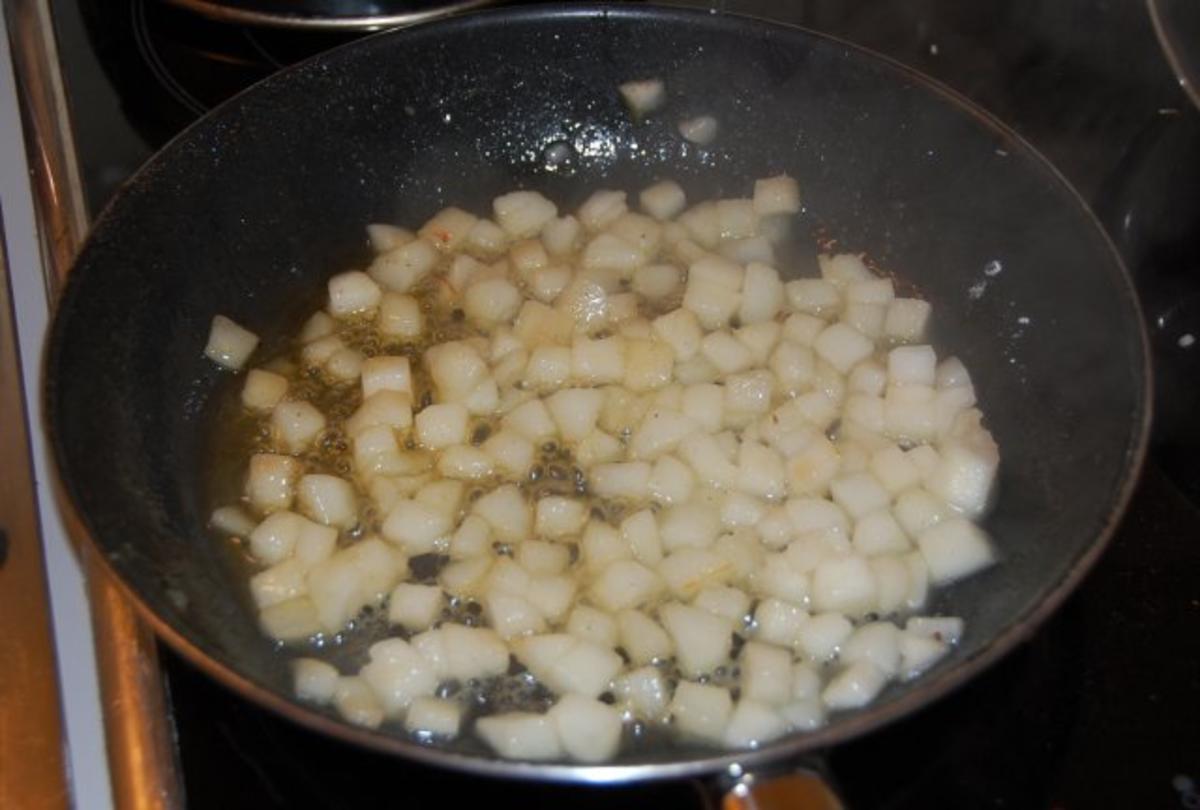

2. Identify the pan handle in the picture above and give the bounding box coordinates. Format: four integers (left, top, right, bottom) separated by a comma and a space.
698, 760, 845, 810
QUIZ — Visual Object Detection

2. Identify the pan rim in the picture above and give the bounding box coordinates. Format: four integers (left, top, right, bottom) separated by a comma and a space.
43, 1, 1154, 784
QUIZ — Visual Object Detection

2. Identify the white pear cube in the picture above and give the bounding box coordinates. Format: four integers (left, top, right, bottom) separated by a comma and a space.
852, 510, 910, 556
888, 344, 937, 386
512, 634, 623, 698
327, 271, 381, 317
616, 609, 673, 665
669, 681, 733, 743
724, 699, 788, 749
481, 430, 535, 478
259, 596, 322, 641
545, 388, 604, 442
418, 206, 478, 251
752, 598, 807, 649
534, 496, 587, 539
296, 474, 356, 529
870, 554, 911, 615
700, 331, 754, 375
683, 257, 742, 329
439, 624, 510, 681
884, 298, 932, 341
247, 510, 303, 565
333, 676, 384, 729
785, 280, 842, 319
814, 323, 874, 374
693, 585, 751, 624
680, 383, 723, 433
898, 631, 950, 680
659, 502, 721, 551
811, 555, 877, 616
524, 346, 572, 390
893, 489, 948, 537
581, 521, 629, 573
465, 278, 522, 327
471, 484, 531, 543
829, 472, 890, 519
438, 556, 492, 597
566, 605, 619, 648
387, 583, 444, 631
210, 504, 257, 538
242, 369, 288, 411
571, 335, 626, 384
250, 558, 308, 609
246, 453, 303, 514
578, 189, 628, 231
271, 400, 326, 453
550, 694, 623, 763
621, 509, 662, 565
415, 402, 469, 449
906, 616, 964, 644
288, 516, 337, 566
377, 292, 423, 339
360, 637, 438, 716
780, 700, 826, 732
502, 398, 557, 441
590, 560, 664, 612
869, 445, 922, 495
639, 179, 686, 220
368, 238, 438, 293
524, 575, 576, 622
590, 461, 651, 500
925, 433, 1000, 517
647, 454, 696, 506
437, 445, 494, 480
658, 547, 735, 599
740, 641, 794, 705
785, 435, 841, 496
652, 308, 702, 362
716, 198, 757, 239
483, 592, 546, 639
822, 660, 888, 711
366, 223, 413, 253
659, 602, 733, 676
425, 340, 488, 401
582, 232, 643, 273
204, 314, 259, 370
633, 263, 683, 302
516, 540, 570, 575
883, 384, 937, 442
345, 390, 413, 437
753, 174, 801, 216
292, 658, 338, 704
306, 538, 404, 632
494, 190, 558, 238
405, 697, 462, 739
540, 214, 581, 257
841, 621, 901, 677
361, 355, 412, 399
916, 518, 995, 584
475, 712, 562, 761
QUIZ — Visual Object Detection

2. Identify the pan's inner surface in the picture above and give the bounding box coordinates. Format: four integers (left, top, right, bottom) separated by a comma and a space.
46, 5, 1147, 777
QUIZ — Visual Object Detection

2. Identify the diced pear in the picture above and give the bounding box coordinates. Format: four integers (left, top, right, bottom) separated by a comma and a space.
476, 712, 562, 760
659, 602, 733, 676
669, 681, 733, 744
550, 694, 623, 763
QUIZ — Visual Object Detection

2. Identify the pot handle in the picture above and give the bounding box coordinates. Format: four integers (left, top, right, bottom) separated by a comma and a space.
699, 760, 845, 810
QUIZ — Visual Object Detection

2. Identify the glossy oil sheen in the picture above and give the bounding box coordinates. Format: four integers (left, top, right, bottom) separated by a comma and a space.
44, 4, 1149, 780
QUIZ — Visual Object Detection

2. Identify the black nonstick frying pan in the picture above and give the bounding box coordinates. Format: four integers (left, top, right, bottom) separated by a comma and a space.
44, 2, 1150, 790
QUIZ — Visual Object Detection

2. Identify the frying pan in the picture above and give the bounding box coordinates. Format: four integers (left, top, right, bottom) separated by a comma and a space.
44, 2, 1150, 790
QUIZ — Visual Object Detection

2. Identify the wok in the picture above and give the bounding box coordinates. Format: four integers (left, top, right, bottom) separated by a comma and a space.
44, 2, 1150, 788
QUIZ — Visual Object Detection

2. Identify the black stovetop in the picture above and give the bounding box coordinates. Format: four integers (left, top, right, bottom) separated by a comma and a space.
51, 0, 1200, 807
